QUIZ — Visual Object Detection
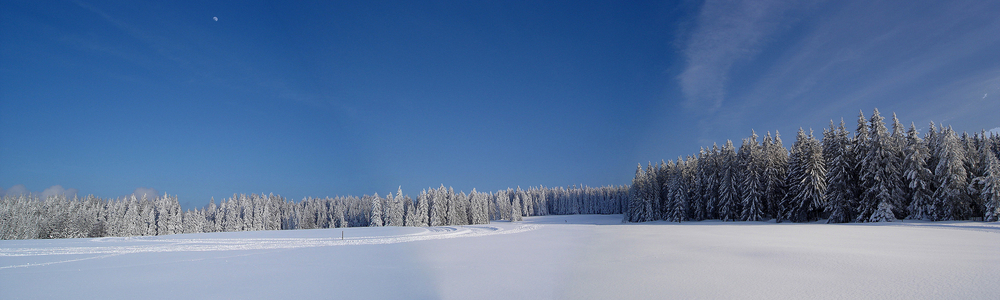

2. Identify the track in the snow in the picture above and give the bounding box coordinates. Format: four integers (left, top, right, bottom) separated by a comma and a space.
0, 224, 539, 269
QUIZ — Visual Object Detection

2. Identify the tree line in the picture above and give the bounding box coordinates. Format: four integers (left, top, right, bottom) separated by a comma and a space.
4, 108, 997, 240
1, 185, 627, 240
624, 108, 1000, 224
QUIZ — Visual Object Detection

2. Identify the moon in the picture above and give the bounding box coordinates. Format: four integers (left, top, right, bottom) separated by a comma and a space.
213, 17, 218, 21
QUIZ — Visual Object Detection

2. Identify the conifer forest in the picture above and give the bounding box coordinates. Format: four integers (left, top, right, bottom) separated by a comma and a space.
3, 109, 999, 240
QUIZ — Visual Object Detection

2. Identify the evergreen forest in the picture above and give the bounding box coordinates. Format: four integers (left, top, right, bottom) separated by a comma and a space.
3, 109, 999, 240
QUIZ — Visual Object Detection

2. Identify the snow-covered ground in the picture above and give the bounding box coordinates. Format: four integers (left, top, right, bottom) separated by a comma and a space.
2, 215, 998, 299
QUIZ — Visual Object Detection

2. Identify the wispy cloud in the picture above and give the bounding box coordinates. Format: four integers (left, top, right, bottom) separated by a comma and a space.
7, 185, 30, 196
130, 187, 161, 199
0, 184, 164, 200
677, 0, 1000, 140
41, 185, 79, 199
678, 0, 807, 112
1, 185, 78, 198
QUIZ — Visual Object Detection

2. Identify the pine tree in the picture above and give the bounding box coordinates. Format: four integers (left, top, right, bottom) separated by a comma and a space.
782, 129, 826, 222
668, 157, 689, 222
626, 164, 645, 222
510, 190, 522, 222
965, 132, 988, 218
369, 193, 383, 227
763, 132, 789, 220
740, 131, 764, 221
705, 144, 721, 220
416, 190, 429, 226
858, 109, 899, 222
656, 161, 669, 219
386, 187, 405, 226
717, 140, 740, 221
889, 113, 909, 218
661, 160, 676, 220
142, 196, 157, 235
692, 148, 709, 221
403, 195, 414, 226
978, 147, 1000, 221
825, 120, 855, 223
933, 127, 970, 220
496, 189, 511, 221
430, 185, 448, 226
904, 123, 934, 220
851, 111, 869, 218
683, 155, 699, 221
644, 162, 659, 221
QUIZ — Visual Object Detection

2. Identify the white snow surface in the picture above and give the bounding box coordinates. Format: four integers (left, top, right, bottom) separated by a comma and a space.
2, 215, 998, 299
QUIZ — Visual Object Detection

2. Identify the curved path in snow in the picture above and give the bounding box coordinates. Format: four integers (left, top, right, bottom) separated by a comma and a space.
0, 224, 539, 268
892, 221, 1000, 235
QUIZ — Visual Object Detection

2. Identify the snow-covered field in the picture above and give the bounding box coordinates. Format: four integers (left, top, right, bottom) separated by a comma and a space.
2, 215, 998, 299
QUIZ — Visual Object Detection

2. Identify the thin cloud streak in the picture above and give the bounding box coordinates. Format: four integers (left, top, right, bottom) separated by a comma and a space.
677, 0, 806, 112
676, 0, 1000, 142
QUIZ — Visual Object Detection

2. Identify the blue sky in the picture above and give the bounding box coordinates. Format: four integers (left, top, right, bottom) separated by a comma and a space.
2, 0, 999, 208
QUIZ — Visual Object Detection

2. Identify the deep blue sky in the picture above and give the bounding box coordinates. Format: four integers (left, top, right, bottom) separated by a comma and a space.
3, 0, 999, 208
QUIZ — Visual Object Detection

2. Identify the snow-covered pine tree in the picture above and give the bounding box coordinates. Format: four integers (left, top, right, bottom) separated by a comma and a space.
167, 195, 182, 234
645, 162, 659, 221
661, 160, 677, 220
369, 193, 383, 227
416, 190, 429, 226
691, 148, 709, 221
889, 113, 909, 218
626, 164, 644, 222
249, 194, 262, 231
480, 189, 491, 223
925, 122, 940, 171
455, 191, 471, 225
496, 189, 511, 221
763, 132, 789, 220
779, 129, 803, 222
652, 161, 667, 219
858, 109, 899, 222
705, 144, 721, 220
431, 185, 449, 226
904, 123, 935, 220
128, 196, 145, 236
510, 190, 522, 222
523, 187, 536, 216
740, 131, 765, 221
932, 127, 970, 220
802, 129, 827, 222
824, 120, 855, 223
978, 146, 1000, 221
672, 156, 692, 222
964, 132, 988, 218
851, 111, 870, 217
403, 194, 415, 226
387, 187, 405, 226
141, 196, 156, 236
333, 201, 345, 228
471, 190, 484, 224
659, 160, 672, 219
717, 140, 740, 221
515, 187, 528, 219
467, 189, 485, 224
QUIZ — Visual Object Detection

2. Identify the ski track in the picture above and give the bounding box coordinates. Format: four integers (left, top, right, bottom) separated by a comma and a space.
0, 225, 539, 269
891, 221, 1000, 235
4, 221, 995, 270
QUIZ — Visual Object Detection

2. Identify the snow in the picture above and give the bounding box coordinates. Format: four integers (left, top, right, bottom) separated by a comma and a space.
2, 215, 998, 299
